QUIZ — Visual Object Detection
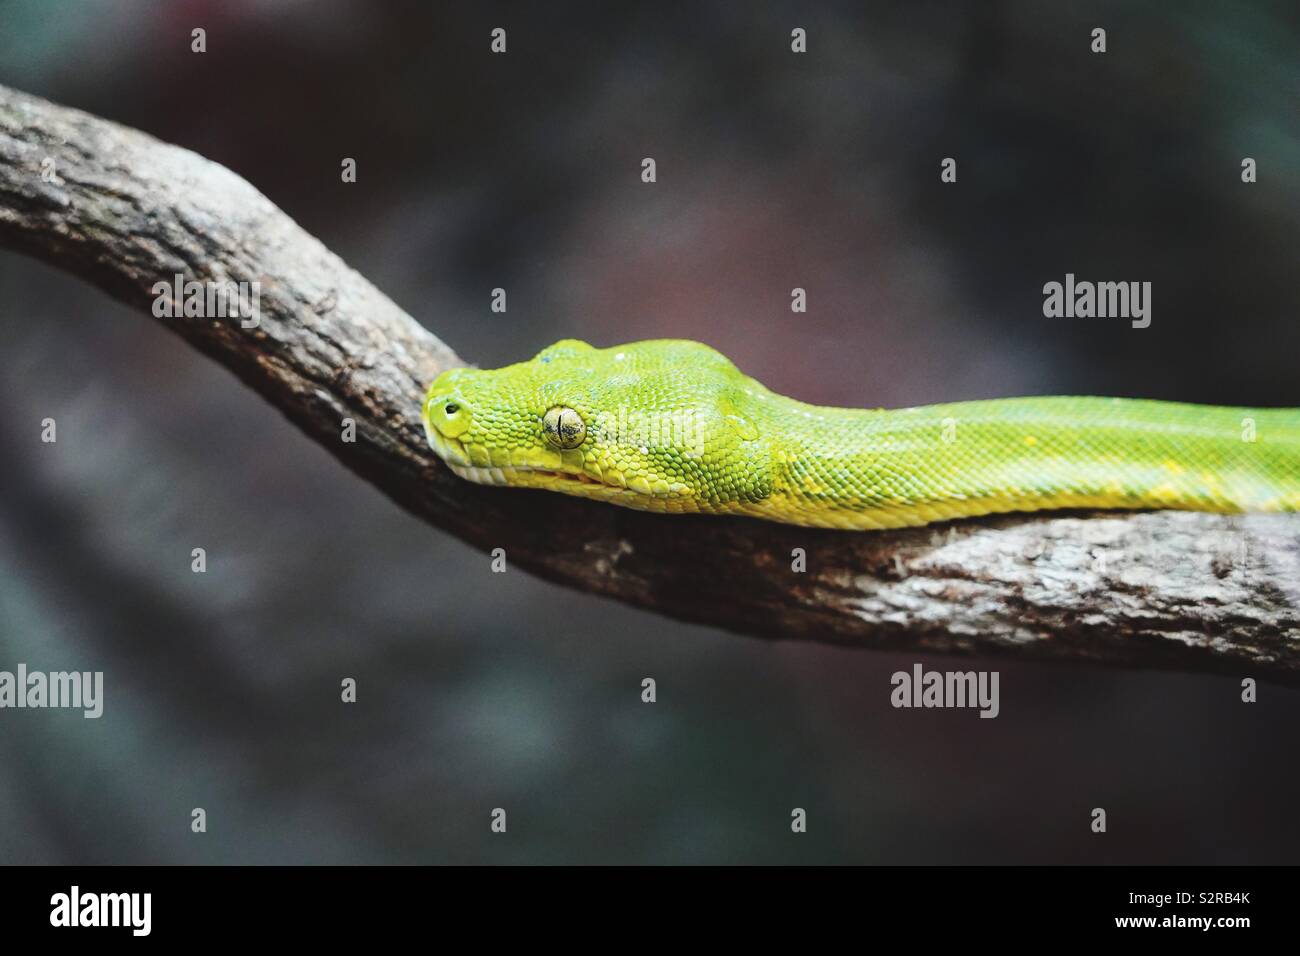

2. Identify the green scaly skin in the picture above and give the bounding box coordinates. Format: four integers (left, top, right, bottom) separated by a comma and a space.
422, 339, 1300, 530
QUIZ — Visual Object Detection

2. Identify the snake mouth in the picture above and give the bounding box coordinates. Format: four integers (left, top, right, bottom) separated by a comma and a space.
426, 425, 633, 494
426, 423, 689, 500
446, 462, 610, 489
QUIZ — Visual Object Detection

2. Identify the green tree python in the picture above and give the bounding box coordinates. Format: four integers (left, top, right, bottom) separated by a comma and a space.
422, 339, 1300, 530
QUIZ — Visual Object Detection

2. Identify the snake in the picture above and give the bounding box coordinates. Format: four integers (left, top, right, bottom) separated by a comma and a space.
421, 338, 1300, 530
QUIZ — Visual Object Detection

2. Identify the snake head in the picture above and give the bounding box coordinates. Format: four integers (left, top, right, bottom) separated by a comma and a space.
422, 339, 772, 510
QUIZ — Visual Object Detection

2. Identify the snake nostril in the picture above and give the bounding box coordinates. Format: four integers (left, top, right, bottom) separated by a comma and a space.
429, 395, 471, 439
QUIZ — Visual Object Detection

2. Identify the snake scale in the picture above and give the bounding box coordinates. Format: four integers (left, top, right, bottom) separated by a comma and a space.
422, 339, 1300, 530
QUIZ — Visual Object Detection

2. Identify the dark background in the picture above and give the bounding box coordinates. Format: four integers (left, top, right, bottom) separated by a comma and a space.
1, 0, 1297, 863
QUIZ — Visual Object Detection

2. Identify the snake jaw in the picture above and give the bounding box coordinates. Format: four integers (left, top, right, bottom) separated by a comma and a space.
426, 422, 690, 504
426, 419, 626, 493
447, 462, 609, 490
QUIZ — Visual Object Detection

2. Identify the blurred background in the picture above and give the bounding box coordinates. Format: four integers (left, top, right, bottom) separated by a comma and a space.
1, 0, 1298, 864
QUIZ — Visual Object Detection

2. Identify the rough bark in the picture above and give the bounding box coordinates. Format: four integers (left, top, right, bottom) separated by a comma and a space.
1, 84, 1297, 682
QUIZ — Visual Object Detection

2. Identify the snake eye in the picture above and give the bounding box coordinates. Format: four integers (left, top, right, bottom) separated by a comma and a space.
542, 406, 585, 449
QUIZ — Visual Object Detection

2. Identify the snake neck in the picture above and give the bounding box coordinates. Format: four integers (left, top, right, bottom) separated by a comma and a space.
753, 396, 1300, 530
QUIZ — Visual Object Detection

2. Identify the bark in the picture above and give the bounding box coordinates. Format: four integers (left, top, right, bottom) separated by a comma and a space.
1, 84, 1297, 682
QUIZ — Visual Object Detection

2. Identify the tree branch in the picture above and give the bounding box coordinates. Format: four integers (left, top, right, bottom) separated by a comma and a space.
2, 84, 1297, 683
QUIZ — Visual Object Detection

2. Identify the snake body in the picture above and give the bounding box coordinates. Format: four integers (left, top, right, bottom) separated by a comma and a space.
422, 339, 1300, 530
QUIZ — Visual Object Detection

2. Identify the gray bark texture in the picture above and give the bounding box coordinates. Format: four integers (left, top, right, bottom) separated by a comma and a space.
2, 84, 1297, 682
